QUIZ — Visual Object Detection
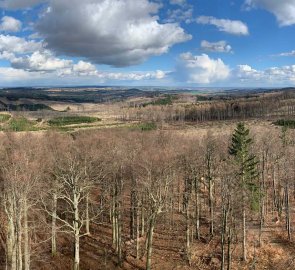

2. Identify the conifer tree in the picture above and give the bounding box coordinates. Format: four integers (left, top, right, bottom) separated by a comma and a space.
229, 122, 259, 261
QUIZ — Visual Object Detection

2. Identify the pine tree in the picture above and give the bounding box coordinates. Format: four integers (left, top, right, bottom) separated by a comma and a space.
229, 122, 259, 261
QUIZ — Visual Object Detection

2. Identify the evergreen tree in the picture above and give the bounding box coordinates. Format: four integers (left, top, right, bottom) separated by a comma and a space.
229, 122, 259, 206
229, 122, 259, 261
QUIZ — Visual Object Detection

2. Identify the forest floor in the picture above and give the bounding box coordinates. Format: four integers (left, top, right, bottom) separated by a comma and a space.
31, 211, 295, 270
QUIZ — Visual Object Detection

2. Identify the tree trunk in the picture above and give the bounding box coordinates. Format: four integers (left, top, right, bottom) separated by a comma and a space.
285, 184, 291, 241
52, 192, 57, 256
6, 195, 16, 270
73, 193, 80, 270
116, 205, 122, 266
186, 200, 191, 262
85, 193, 90, 235
209, 177, 214, 237
112, 195, 116, 246
146, 215, 156, 270
227, 226, 232, 270
16, 203, 22, 270
194, 177, 200, 240
221, 205, 227, 270
136, 207, 140, 259
24, 199, 30, 270
130, 178, 136, 240
141, 202, 145, 237
242, 207, 247, 261
74, 231, 80, 270
242, 169, 247, 262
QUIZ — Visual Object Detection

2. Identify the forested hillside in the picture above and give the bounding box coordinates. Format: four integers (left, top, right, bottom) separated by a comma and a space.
0, 122, 295, 270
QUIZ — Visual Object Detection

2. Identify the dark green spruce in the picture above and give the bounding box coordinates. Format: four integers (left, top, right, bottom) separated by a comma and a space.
229, 122, 259, 261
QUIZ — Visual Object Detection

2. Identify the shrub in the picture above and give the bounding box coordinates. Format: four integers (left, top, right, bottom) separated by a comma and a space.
273, 119, 295, 128
0, 114, 11, 123
138, 122, 157, 131
8, 117, 38, 132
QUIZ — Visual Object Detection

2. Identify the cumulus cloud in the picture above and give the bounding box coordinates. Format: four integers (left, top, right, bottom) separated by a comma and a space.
0, 16, 22, 32
196, 16, 249, 35
245, 0, 295, 26
176, 53, 230, 83
233, 64, 295, 84
36, 0, 191, 67
59, 59, 168, 80
0, 0, 46, 9
0, 35, 43, 55
0, 67, 167, 86
1, 48, 168, 82
11, 50, 73, 72
234, 65, 263, 81
200, 40, 232, 53
72, 61, 97, 76
264, 65, 295, 82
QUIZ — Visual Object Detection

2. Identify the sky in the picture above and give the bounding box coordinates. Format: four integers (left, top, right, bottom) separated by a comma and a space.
0, 0, 295, 87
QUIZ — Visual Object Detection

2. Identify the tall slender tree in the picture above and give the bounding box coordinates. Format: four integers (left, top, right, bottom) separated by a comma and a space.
229, 122, 259, 261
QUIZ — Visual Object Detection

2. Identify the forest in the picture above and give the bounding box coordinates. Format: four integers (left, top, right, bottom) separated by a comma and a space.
0, 118, 295, 270
122, 90, 295, 123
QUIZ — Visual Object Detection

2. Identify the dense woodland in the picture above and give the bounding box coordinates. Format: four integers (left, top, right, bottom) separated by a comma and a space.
0, 120, 295, 270
122, 91, 295, 123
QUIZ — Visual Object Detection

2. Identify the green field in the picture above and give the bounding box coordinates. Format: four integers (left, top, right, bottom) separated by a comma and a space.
5, 117, 39, 132
48, 116, 101, 126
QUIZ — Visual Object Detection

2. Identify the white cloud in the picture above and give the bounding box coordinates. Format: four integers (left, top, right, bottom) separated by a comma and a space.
233, 64, 295, 84
177, 53, 230, 83
0, 39, 168, 82
94, 70, 167, 81
61, 62, 168, 80
154, 70, 166, 79
170, 0, 187, 6
245, 0, 295, 26
0, 35, 43, 55
11, 50, 73, 72
72, 61, 97, 76
0, 51, 15, 61
264, 65, 295, 82
57, 59, 168, 80
278, 50, 295, 57
3, 49, 168, 83
0, 0, 46, 9
0, 67, 33, 81
200, 40, 232, 53
36, 0, 191, 67
234, 65, 263, 81
196, 16, 249, 35
62, 68, 168, 81
165, 7, 193, 23
0, 16, 22, 32
0, 66, 167, 86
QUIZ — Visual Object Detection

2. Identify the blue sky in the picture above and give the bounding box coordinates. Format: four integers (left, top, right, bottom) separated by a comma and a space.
0, 0, 295, 87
